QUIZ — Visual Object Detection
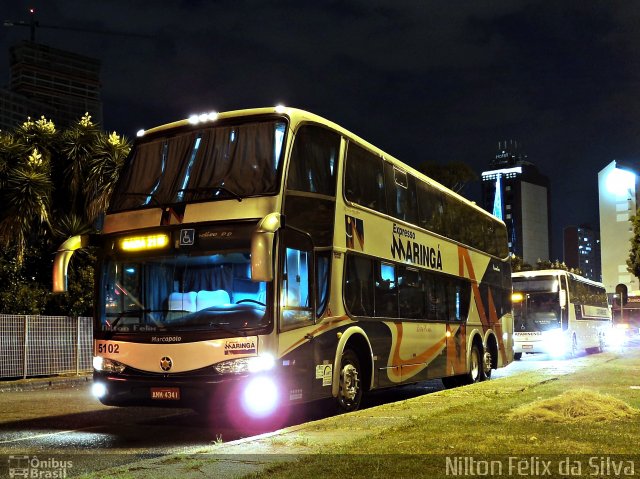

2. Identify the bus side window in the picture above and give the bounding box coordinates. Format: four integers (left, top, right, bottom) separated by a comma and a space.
344, 142, 386, 214
384, 164, 418, 224
280, 230, 315, 331
424, 272, 448, 322
375, 262, 398, 318
344, 254, 374, 317
398, 266, 424, 319
416, 181, 446, 236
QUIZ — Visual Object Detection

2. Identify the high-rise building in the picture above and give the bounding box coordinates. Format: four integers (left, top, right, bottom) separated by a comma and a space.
0, 40, 102, 130
598, 160, 637, 293
481, 140, 551, 265
598, 159, 640, 327
563, 225, 601, 281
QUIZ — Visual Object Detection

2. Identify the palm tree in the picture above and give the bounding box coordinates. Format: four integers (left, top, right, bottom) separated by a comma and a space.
0, 122, 54, 264
1, 114, 130, 262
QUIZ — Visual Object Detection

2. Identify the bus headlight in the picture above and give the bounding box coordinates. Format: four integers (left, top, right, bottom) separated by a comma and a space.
607, 327, 626, 349
543, 329, 566, 356
242, 376, 279, 417
92, 382, 107, 398
93, 356, 126, 373
214, 353, 276, 375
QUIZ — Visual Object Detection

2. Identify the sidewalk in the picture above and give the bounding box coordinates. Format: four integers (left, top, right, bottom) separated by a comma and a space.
0, 374, 91, 393
82, 350, 637, 479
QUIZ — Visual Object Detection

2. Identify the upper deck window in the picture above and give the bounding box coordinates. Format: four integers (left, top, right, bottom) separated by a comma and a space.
109, 120, 286, 212
344, 143, 386, 214
287, 125, 340, 196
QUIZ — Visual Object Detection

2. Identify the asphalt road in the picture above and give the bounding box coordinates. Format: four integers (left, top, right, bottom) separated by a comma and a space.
0, 338, 636, 477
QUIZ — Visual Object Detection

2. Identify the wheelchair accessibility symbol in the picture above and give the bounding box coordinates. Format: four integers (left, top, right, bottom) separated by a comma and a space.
180, 229, 195, 246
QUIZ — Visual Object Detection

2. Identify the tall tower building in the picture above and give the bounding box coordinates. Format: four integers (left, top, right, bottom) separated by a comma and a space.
481, 140, 551, 265
598, 160, 638, 293
0, 40, 102, 130
598, 160, 640, 327
563, 225, 601, 281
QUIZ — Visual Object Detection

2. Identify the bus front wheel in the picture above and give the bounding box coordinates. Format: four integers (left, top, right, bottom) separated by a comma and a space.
337, 349, 362, 412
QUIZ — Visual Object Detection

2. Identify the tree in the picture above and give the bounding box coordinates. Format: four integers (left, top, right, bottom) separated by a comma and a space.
627, 213, 640, 280
0, 114, 130, 315
416, 160, 478, 194
510, 254, 532, 272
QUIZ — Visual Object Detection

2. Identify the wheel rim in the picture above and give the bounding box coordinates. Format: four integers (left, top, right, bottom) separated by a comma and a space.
340, 363, 360, 403
483, 350, 492, 376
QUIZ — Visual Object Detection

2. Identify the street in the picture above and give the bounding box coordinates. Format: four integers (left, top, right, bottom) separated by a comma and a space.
0, 339, 636, 477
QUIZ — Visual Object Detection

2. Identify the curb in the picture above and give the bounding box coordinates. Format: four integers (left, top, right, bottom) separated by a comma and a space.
0, 374, 92, 393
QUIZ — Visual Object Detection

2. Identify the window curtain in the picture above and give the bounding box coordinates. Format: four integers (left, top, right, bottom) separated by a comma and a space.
183, 265, 233, 293
186, 122, 280, 199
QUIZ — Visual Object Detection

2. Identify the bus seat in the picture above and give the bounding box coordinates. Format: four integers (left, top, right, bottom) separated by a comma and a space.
168, 291, 197, 312
197, 290, 230, 310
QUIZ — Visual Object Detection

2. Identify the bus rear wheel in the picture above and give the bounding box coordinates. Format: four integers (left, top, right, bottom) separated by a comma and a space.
337, 349, 362, 412
454, 344, 483, 386
514, 352, 522, 361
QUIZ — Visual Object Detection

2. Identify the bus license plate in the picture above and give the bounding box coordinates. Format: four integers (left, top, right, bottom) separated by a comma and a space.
522, 344, 533, 350
151, 388, 180, 400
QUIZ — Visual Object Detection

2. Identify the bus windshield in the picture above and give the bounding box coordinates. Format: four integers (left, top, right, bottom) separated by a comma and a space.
513, 292, 561, 332
513, 276, 561, 332
109, 119, 287, 212
101, 250, 269, 335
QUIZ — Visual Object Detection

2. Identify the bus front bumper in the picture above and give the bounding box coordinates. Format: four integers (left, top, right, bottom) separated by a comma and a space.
92, 371, 284, 417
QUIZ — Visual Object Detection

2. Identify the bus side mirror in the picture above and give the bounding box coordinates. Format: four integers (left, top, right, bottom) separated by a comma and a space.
251, 213, 282, 282
559, 290, 567, 309
52, 235, 89, 293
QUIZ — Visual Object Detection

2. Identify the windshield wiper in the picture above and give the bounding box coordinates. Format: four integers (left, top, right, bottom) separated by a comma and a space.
179, 186, 243, 202
209, 322, 247, 337
108, 310, 168, 330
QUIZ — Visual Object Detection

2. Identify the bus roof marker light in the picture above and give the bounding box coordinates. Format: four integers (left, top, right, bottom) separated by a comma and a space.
188, 114, 200, 125
199, 113, 209, 123
136, 129, 145, 137
208, 111, 218, 121
275, 104, 286, 113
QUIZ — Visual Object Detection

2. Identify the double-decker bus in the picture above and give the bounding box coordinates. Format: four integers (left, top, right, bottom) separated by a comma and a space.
54, 107, 512, 417
512, 269, 612, 359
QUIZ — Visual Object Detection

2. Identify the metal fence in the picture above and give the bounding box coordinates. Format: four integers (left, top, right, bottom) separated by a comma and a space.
0, 315, 93, 379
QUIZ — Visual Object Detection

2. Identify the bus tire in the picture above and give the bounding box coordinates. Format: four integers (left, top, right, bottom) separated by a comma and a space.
442, 376, 462, 389
336, 349, 362, 412
514, 352, 522, 361
468, 344, 482, 383
457, 343, 482, 386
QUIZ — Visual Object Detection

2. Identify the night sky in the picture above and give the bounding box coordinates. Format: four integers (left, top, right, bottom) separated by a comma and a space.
2, 1, 639, 259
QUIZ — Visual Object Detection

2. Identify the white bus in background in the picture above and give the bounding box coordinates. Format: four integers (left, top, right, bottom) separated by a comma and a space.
512, 269, 612, 359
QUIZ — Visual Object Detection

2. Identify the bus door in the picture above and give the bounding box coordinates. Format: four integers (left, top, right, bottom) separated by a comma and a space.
560, 274, 569, 331
278, 229, 316, 403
